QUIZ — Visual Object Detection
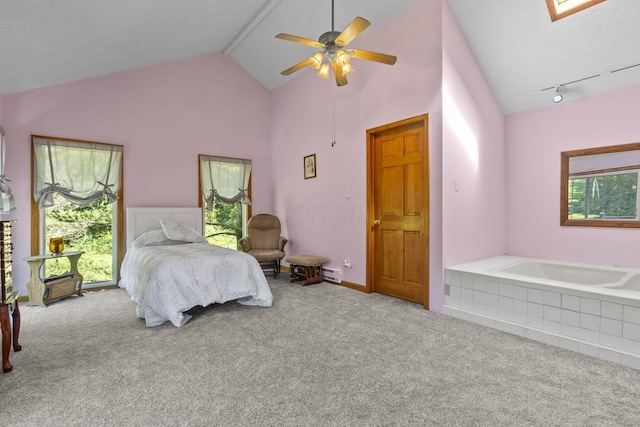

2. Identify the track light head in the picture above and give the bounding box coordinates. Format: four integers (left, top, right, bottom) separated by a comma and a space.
553, 86, 564, 103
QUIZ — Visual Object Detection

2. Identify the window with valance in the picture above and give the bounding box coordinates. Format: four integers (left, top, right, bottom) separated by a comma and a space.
31, 135, 124, 286
33, 136, 123, 208
199, 155, 251, 210
199, 155, 251, 250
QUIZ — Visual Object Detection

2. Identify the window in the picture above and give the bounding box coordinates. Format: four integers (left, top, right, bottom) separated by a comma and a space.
198, 155, 251, 250
0, 124, 16, 213
31, 136, 124, 286
546, 0, 606, 21
561, 142, 640, 227
568, 172, 638, 220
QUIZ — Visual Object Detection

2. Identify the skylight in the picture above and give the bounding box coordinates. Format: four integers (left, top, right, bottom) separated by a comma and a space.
546, 0, 606, 21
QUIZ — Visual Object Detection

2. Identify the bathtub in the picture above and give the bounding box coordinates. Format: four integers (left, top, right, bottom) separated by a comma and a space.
497, 260, 628, 287
443, 256, 640, 370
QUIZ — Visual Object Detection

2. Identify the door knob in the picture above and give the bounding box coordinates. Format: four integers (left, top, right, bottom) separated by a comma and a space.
373, 219, 381, 225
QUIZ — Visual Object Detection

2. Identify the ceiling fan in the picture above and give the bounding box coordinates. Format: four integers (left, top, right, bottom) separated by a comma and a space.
275, 0, 397, 87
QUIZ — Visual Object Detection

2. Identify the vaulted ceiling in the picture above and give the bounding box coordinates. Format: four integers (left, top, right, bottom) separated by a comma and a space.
1, 0, 639, 114
447, 0, 640, 113
0, 0, 422, 94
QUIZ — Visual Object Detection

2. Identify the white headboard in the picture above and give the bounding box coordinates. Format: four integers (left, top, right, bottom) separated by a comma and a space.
125, 207, 203, 249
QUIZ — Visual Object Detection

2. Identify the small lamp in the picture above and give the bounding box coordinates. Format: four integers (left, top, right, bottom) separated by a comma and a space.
309, 52, 324, 71
317, 63, 330, 79
49, 237, 65, 254
335, 50, 349, 66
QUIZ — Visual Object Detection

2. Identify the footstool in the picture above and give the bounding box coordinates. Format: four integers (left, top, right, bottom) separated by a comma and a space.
286, 255, 330, 286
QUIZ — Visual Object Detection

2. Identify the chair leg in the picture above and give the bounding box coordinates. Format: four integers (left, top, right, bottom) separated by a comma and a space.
303, 265, 323, 286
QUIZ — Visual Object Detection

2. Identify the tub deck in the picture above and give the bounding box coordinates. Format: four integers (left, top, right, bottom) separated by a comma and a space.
444, 256, 640, 370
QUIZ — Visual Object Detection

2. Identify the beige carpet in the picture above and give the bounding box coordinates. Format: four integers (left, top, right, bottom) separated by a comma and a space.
2, 277, 640, 426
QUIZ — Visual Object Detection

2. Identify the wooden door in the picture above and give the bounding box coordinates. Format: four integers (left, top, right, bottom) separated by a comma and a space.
367, 115, 429, 307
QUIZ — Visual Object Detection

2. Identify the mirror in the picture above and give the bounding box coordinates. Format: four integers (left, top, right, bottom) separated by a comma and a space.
561, 142, 640, 227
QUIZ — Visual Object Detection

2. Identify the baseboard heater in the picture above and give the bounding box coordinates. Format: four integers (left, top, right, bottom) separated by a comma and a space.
322, 267, 342, 283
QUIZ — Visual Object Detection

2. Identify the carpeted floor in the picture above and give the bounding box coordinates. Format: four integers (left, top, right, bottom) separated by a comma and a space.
2, 277, 640, 426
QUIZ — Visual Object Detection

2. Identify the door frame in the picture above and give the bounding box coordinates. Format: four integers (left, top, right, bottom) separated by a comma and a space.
366, 114, 430, 309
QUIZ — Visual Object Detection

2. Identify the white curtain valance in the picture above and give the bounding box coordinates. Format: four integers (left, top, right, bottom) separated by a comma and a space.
200, 156, 251, 211
33, 137, 123, 208
0, 126, 16, 213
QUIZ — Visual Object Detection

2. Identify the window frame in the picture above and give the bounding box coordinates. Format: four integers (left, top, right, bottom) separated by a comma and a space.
546, 0, 606, 22
561, 141, 640, 228
30, 135, 124, 286
197, 154, 252, 249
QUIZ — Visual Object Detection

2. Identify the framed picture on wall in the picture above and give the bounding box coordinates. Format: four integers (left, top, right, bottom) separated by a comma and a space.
304, 154, 316, 179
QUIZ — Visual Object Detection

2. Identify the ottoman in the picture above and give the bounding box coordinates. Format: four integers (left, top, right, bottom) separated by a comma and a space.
286, 255, 330, 286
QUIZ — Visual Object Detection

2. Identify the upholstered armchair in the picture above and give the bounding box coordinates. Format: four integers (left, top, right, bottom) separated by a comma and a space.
239, 214, 288, 277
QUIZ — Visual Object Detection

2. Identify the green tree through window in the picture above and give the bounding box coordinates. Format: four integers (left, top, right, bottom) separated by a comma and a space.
204, 199, 243, 250
568, 172, 638, 219
45, 194, 113, 282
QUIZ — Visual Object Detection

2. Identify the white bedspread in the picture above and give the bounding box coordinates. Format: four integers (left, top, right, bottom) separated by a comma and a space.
119, 243, 272, 327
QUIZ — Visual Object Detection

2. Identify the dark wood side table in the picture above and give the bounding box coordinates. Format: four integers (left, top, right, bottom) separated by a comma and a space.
1, 220, 21, 373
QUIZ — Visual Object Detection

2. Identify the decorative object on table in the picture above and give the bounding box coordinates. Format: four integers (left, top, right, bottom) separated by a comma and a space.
49, 237, 64, 254
304, 154, 316, 179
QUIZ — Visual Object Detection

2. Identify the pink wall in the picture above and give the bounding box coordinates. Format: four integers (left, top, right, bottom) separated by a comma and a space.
0, 0, 512, 313
506, 85, 640, 268
270, 0, 445, 308
2, 53, 273, 294
441, 3, 507, 270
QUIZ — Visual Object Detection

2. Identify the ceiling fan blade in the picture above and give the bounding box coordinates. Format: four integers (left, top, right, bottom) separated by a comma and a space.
349, 49, 397, 65
275, 33, 325, 49
332, 61, 348, 87
335, 17, 370, 47
281, 57, 314, 76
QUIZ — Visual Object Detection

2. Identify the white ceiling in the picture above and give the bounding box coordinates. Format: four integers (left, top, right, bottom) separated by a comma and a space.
0, 0, 421, 94
447, 0, 640, 114
1, 0, 639, 114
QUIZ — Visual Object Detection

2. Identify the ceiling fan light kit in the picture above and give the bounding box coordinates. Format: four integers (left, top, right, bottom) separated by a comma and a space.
275, 1, 397, 86
309, 52, 324, 70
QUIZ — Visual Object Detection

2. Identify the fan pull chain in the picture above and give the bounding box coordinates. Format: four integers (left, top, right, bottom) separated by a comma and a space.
331, 81, 336, 147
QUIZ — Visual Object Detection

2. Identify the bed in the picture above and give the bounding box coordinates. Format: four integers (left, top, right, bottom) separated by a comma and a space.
119, 207, 273, 327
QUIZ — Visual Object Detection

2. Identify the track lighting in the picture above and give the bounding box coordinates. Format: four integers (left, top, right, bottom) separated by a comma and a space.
552, 86, 564, 103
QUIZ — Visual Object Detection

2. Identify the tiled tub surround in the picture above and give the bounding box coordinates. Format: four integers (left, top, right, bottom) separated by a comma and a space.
443, 256, 640, 370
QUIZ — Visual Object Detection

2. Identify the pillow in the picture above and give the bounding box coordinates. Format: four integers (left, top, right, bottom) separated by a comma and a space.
131, 229, 169, 248
148, 239, 189, 247
159, 219, 208, 244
